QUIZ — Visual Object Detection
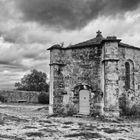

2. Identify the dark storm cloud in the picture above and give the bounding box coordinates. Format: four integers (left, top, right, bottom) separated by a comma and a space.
15, 0, 140, 30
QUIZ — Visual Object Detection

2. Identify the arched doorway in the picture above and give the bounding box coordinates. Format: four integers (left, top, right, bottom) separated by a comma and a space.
79, 90, 90, 115
72, 83, 93, 115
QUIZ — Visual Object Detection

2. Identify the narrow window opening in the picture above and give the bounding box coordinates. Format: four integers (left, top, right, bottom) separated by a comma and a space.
125, 62, 130, 90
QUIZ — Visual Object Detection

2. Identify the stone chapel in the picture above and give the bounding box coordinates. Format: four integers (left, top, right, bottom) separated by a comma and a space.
48, 31, 140, 116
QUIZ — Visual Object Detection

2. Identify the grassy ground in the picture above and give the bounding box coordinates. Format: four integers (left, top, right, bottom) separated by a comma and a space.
0, 104, 140, 140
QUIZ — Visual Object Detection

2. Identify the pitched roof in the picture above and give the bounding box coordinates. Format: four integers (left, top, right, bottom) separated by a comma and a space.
47, 31, 140, 50
67, 30, 104, 48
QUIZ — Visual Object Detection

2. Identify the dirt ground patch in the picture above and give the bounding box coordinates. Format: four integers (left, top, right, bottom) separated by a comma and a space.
0, 104, 140, 140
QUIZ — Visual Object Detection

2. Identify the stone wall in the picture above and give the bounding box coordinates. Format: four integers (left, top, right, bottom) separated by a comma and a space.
63, 47, 102, 92
119, 46, 140, 95
118, 46, 140, 115
0, 90, 41, 103
50, 46, 103, 114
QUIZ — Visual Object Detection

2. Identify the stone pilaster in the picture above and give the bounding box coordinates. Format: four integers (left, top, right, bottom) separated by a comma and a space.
102, 37, 121, 117
49, 65, 54, 114
48, 45, 64, 115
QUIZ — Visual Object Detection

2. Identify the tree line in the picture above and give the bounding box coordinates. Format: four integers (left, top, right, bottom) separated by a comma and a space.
15, 69, 49, 92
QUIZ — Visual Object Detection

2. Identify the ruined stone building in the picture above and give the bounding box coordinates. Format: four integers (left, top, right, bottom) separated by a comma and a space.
48, 31, 140, 116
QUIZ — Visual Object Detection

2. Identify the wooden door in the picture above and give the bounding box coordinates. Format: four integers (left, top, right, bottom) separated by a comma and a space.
79, 90, 90, 115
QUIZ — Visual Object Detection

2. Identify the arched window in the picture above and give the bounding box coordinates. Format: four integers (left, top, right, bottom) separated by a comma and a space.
125, 60, 134, 91
125, 62, 130, 90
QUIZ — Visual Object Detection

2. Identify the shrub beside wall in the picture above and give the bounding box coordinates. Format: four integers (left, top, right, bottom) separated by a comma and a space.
119, 89, 140, 116
38, 92, 49, 104
0, 95, 7, 103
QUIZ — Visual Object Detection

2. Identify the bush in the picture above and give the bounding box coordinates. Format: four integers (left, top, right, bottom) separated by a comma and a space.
0, 95, 6, 103
119, 91, 140, 116
38, 92, 49, 104
131, 105, 140, 116
119, 93, 127, 116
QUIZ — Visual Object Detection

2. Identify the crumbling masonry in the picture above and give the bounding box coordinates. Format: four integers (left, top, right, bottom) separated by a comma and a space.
48, 31, 140, 116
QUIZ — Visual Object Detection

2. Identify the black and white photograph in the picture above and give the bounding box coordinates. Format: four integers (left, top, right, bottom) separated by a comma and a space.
0, 0, 140, 139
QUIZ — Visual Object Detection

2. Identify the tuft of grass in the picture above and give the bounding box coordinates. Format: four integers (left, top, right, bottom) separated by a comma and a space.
5, 115, 28, 122
44, 124, 56, 127
62, 125, 70, 128
99, 128, 129, 134
23, 126, 37, 129
15, 138, 24, 140
39, 128, 58, 133
39, 128, 57, 133
78, 122, 84, 126
0, 120, 4, 126
0, 134, 17, 139
63, 121, 73, 125
71, 128, 79, 131
103, 128, 119, 134
39, 120, 52, 124
64, 132, 103, 138
25, 132, 44, 137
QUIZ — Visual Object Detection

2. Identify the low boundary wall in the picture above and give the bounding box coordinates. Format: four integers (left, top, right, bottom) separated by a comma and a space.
0, 90, 41, 103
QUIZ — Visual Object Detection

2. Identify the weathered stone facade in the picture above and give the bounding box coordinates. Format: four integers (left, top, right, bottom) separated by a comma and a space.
48, 31, 140, 116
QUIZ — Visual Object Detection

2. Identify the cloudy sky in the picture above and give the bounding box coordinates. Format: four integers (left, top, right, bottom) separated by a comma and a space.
0, 0, 140, 89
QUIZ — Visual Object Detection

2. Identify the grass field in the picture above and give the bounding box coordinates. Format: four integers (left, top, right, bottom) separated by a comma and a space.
0, 104, 140, 140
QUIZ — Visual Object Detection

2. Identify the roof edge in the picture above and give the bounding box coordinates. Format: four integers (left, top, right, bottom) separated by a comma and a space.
47, 44, 63, 50
119, 42, 140, 50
